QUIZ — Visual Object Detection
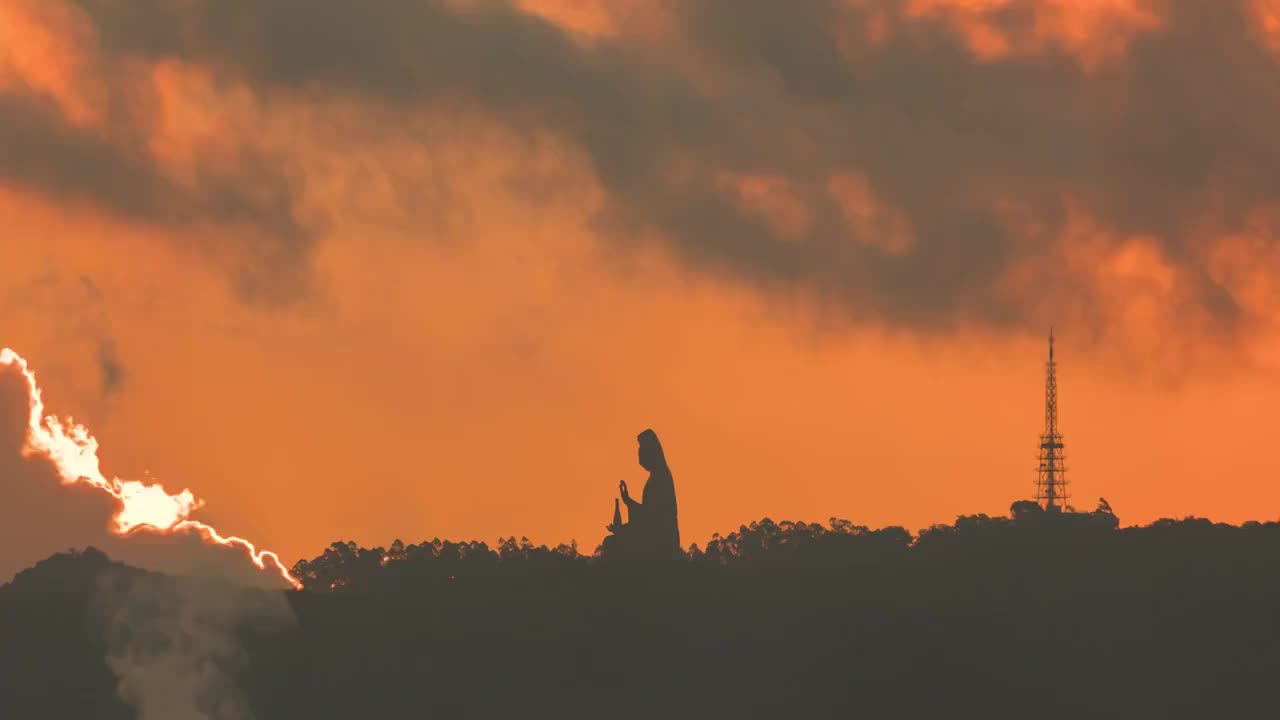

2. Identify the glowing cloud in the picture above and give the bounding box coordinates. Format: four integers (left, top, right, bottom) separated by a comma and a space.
0, 347, 300, 589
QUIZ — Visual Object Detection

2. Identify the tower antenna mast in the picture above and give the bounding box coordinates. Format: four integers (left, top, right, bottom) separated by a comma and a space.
1036, 328, 1068, 511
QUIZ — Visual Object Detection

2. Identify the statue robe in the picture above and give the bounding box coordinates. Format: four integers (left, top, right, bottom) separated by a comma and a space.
607, 466, 680, 564
627, 465, 680, 557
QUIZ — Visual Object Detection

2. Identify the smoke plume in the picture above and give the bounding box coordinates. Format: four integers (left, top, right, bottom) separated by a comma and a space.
97, 568, 295, 720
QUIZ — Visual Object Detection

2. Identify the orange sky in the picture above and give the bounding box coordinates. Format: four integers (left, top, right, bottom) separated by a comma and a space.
4, 0, 1280, 581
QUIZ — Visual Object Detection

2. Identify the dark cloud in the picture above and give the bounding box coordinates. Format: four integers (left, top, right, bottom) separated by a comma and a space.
96, 341, 125, 396
1, 273, 126, 399
0, 87, 311, 306
16, 0, 1280, 338
79, 278, 127, 396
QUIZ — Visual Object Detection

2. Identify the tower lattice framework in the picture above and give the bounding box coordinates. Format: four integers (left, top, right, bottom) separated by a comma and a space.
1036, 329, 1068, 511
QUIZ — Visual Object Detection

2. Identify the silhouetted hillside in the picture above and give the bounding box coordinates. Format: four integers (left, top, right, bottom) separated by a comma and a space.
6, 506, 1280, 718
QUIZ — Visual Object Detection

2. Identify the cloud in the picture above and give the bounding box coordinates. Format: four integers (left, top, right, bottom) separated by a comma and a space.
0, 0, 312, 305
0, 273, 125, 400
0, 360, 298, 586
7, 0, 1280, 351
77, 277, 127, 396
0, 361, 120, 581
0, 88, 311, 303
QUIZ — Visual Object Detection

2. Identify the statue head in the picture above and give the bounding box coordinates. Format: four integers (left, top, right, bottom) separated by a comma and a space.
637, 429, 666, 471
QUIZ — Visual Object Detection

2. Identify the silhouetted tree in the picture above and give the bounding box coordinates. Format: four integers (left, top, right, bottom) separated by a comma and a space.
9, 504, 1280, 719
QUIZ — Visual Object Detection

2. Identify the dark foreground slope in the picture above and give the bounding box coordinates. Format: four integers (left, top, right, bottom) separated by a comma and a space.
4, 508, 1280, 719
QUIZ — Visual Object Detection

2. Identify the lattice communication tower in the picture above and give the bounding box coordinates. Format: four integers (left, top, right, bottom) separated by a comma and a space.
1036, 329, 1068, 511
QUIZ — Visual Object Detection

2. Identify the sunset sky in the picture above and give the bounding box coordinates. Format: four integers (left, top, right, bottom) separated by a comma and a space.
4, 0, 1280, 582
